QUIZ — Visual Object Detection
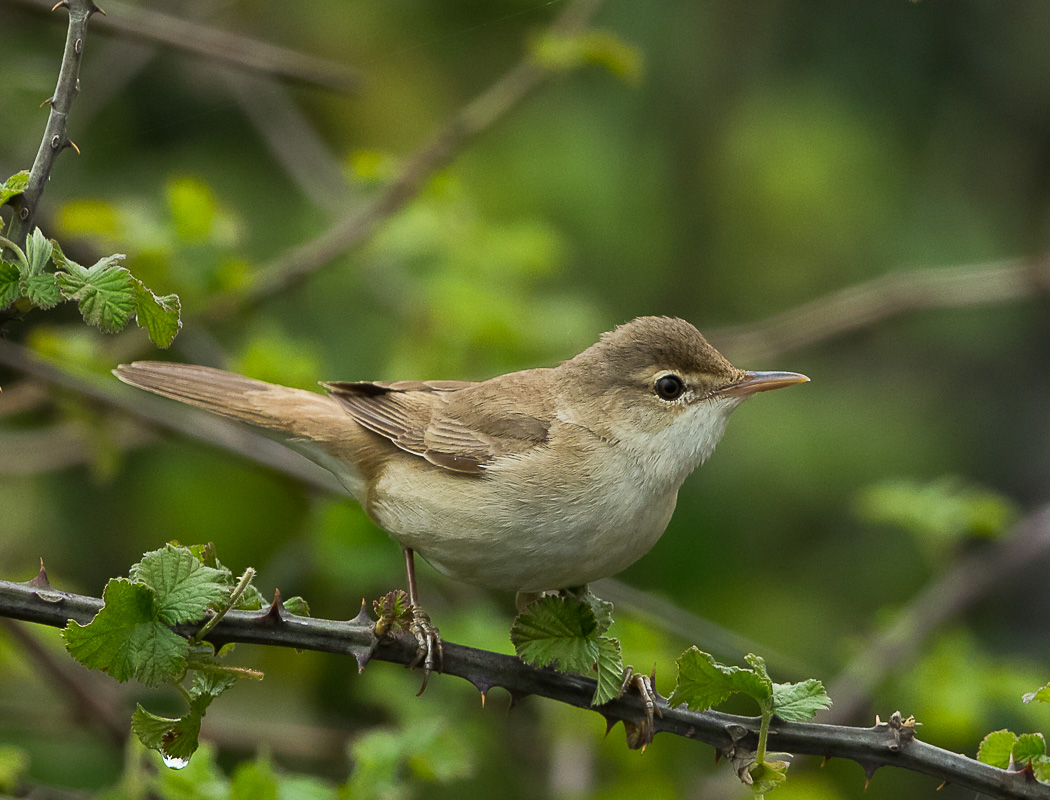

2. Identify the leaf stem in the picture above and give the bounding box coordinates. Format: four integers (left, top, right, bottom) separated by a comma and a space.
193, 567, 255, 644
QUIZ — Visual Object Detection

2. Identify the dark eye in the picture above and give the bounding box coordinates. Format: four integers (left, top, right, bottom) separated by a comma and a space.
655, 374, 685, 400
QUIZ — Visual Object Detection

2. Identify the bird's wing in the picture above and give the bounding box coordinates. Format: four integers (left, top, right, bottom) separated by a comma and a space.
324, 378, 550, 474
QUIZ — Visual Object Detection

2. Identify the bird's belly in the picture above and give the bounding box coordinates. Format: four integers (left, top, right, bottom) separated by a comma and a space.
369, 453, 679, 592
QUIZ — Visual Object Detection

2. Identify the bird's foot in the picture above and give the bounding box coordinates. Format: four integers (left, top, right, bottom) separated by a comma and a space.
369, 590, 443, 695
407, 604, 443, 695
619, 665, 663, 751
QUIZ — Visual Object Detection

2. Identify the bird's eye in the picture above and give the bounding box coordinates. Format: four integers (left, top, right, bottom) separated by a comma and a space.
655, 374, 686, 401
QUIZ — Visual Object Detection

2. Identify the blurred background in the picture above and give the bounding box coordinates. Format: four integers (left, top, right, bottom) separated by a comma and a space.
2, 0, 1050, 797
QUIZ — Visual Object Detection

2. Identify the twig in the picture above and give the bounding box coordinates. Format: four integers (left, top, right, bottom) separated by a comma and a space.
710, 257, 1050, 364
6, 0, 362, 93
823, 503, 1050, 724
1, 576, 1046, 800
6, 0, 101, 248
204, 0, 606, 318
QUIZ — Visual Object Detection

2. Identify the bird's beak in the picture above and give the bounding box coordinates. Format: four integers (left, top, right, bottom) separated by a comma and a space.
719, 371, 810, 398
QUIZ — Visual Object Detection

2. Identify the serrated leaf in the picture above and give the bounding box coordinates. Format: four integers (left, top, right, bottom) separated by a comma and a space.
582, 590, 614, 635
0, 171, 29, 207
130, 544, 229, 625
24, 228, 52, 275
1014, 733, 1046, 763
669, 647, 773, 711
1024, 682, 1050, 704
63, 578, 188, 686
131, 277, 181, 347
191, 669, 238, 700
132, 703, 204, 763
592, 636, 624, 707
1032, 755, 1050, 784
977, 729, 1017, 768
54, 250, 135, 333
772, 679, 832, 722
20, 272, 60, 308
510, 595, 600, 674
0, 261, 20, 309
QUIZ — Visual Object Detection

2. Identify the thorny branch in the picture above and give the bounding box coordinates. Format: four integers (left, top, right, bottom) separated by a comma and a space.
1, 571, 1048, 800
5, 0, 100, 249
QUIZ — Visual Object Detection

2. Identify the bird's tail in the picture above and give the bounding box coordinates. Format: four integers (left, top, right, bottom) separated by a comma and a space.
113, 361, 346, 442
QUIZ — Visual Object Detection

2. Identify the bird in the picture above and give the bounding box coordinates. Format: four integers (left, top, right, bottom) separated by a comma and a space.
114, 316, 807, 704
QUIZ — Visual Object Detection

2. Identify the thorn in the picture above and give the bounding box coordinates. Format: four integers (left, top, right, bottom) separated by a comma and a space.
480, 690, 486, 708
603, 715, 618, 739
936, 780, 947, 791
353, 648, 370, 674
350, 599, 372, 626
861, 762, 878, 790
51, 0, 69, 10
714, 750, 722, 765
821, 756, 831, 768
27, 559, 52, 589
40, 97, 54, 108
507, 691, 526, 713
259, 588, 286, 626
65, 140, 81, 155
89, 2, 106, 15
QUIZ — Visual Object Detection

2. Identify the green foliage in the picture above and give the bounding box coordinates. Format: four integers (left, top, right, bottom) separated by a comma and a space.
670, 648, 830, 795
856, 477, 1017, 555
0, 217, 182, 346
1026, 683, 1050, 704
530, 30, 644, 84
61, 543, 303, 765
977, 729, 1050, 783
510, 590, 624, 706
0, 170, 29, 207
0, 745, 29, 794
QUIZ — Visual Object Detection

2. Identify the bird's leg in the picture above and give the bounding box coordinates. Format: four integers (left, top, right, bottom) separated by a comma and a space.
401, 547, 443, 694
619, 664, 663, 750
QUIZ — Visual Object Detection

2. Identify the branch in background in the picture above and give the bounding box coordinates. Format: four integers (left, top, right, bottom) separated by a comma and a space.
2, 576, 1048, 800
823, 503, 1050, 724
206, 0, 607, 317
6, 0, 362, 93
710, 257, 1050, 363
6, 0, 101, 248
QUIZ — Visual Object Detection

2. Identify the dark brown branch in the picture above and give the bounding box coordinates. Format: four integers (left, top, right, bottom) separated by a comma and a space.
6, 0, 99, 248
1, 576, 1047, 800
7, 0, 361, 93
204, 0, 606, 318
710, 256, 1050, 364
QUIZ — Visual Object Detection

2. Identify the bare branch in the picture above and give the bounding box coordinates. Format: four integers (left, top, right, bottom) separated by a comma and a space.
204, 0, 607, 318
1, 575, 1047, 800
710, 257, 1050, 363
7, 0, 361, 93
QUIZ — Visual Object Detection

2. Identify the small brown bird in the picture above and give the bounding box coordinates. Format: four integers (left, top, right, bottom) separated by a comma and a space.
115, 316, 807, 693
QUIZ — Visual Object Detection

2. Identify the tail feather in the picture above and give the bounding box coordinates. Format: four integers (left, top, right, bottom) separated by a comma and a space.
114, 361, 345, 440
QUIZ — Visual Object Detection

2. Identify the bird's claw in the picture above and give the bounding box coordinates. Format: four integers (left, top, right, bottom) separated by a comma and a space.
620, 665, 663, 750
407, 605, 443, 695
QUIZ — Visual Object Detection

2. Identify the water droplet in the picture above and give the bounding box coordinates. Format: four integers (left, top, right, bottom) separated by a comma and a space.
162, 753, 189, 770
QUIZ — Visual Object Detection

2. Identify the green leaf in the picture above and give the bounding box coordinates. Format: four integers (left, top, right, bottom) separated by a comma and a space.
582, 590, 614, 636
53, 248, 135, 333
230, 757, 279, 800
131, 277, 181, 348
592, 636, 624, 707
282, 596, 311, 616
17, 229, 59, 308
130, 544, 229, 625
63, 578, 188, 686
669, 648, 773, 711
1024, 682, 1050, 704
531, 30, 643, 84
0, 171, 29, 207
167, 175, 216, 242
1032, 755, 1050, 784
772, 679, 832, 722
0, 261, 20, 309
977, 729, 1017, 769
131, 702, 205, 764
191, 669, 238, 700
510, 595, 599, 674
1014, 733, 1046, 763
24, 228, 53, 275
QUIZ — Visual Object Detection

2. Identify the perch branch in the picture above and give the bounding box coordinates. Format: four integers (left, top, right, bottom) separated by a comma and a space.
0, 575, 1047, 800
